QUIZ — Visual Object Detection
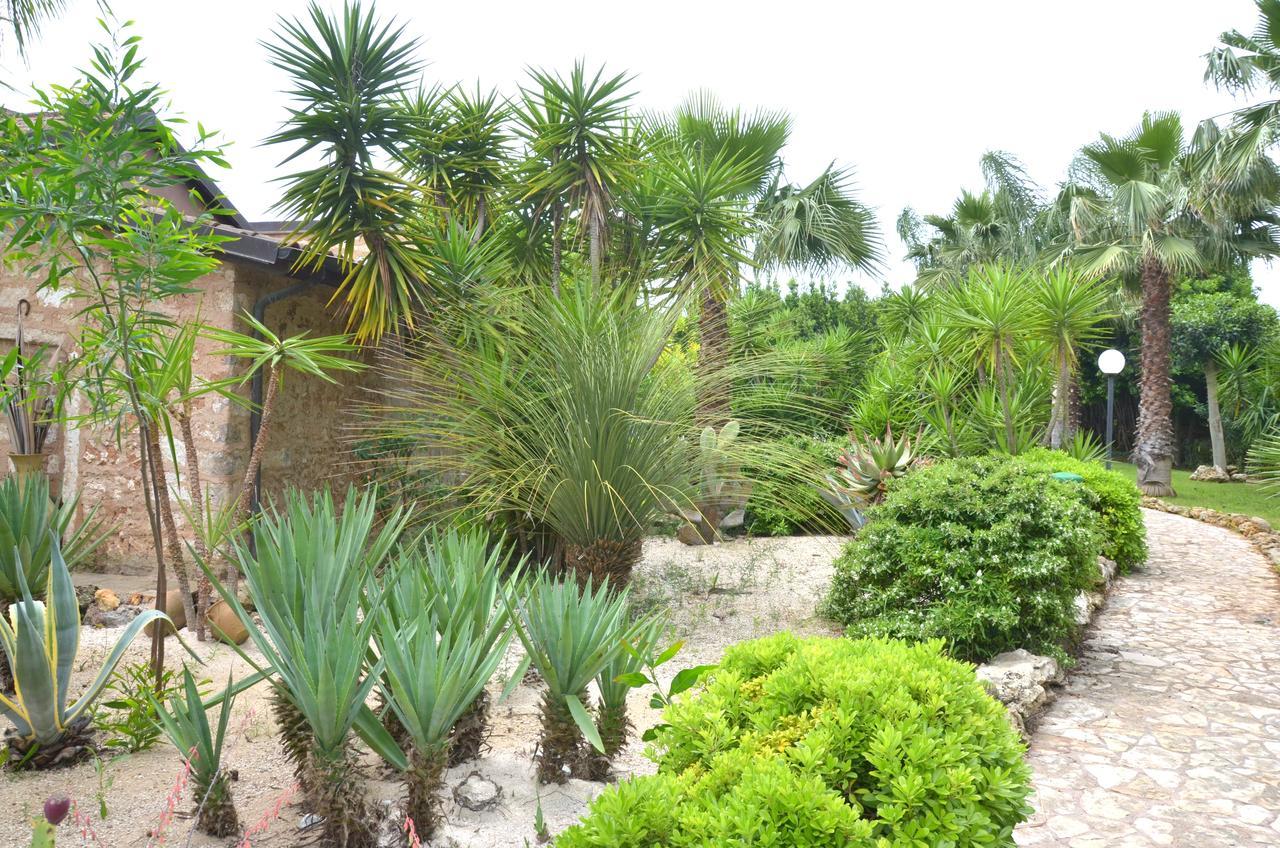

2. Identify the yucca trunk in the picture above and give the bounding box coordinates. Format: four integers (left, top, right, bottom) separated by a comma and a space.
1048, 352, 1071, 450
404, 746, 449, 840
697, 284, 730, 421
994, 345, 1017, 454
579, 701, 628, 782
1136, 258, 1176, 496
271, 687, 315, 799
176, 406, 212, 642
536, 688, 584, 784
305, 749, 377, 848
146, 425, 198, 637
195, 772, 239, 837
564, 538, 642, 587
448, 688, 491, 767
1205, 361, 1229, 471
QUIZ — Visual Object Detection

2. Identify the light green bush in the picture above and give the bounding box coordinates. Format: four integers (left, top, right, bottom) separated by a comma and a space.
824, 454, 1101, 662
556, 635, 1032, 847
1019, 447, 1148, 572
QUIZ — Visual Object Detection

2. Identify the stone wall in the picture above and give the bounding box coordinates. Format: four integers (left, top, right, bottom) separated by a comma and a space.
0, 257, 373, 572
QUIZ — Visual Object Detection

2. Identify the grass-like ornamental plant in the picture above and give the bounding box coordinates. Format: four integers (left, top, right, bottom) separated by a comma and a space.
512, 572, 636, 784
0, 474, 108, 605
214, 486, 408, 848
557, 635, 1032, 847
0, 536, 173, 770
1019, 447, 1148, 572
373, 560, 511, 839
824, 454, 1102, 663
150, 670, 239, 836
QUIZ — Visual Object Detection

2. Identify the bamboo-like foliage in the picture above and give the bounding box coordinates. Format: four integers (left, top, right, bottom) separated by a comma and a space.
212, 487, 408, 848
511, 572, 637, 784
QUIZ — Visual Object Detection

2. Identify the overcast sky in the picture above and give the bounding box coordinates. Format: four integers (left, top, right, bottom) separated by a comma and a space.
3, 0, 1276, 301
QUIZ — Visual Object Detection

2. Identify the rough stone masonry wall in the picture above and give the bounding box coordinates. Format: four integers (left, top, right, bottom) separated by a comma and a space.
0, 258, 372, 572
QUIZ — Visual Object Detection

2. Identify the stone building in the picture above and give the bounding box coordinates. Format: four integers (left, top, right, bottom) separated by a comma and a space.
0, 170, 372, 572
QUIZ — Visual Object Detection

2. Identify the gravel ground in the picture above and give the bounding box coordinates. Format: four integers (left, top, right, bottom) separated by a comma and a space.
0, 533, 846, 847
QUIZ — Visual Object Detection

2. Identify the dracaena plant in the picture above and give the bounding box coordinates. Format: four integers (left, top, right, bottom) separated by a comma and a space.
211, 486, 408, 848
828, 427, 919, 506
511, 572, 636, 784
0, 535, 173, 770
150, 670, 239, 837
372, 560, 511, 839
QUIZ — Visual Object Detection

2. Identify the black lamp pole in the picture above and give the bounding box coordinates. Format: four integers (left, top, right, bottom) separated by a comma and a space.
1105, 373, 1116, 471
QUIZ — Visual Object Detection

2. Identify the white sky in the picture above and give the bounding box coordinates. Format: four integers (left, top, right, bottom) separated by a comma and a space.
3, 0, 1277, 302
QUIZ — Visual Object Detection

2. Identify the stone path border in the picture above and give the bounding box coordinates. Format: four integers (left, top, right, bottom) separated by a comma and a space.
1014, 508, 1280, 846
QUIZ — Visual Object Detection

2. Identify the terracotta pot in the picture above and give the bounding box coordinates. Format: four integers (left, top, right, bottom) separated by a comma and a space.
145, 590, 188, 637
8, 452, 45, 481
207, 599, 250, 645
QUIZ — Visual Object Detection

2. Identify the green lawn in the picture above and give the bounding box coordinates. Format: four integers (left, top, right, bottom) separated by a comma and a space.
1111, 461, 1280, 526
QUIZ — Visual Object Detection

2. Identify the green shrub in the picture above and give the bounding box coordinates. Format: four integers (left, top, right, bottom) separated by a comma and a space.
556, 635, 1031, 847
1019, 447, 1147, 572
744, 436, 845, 536
824, 454, 1101, 662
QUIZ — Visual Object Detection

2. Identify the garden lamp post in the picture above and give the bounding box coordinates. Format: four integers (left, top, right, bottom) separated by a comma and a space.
1098, 349, 1126, 470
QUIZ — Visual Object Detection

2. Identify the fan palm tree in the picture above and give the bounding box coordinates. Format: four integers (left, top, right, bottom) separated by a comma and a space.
515, 62, 636, 290
1063, 111, 1280, 494
264, 0, 428, 343
1206, 0, 1280, 176
646, 94, 882, 417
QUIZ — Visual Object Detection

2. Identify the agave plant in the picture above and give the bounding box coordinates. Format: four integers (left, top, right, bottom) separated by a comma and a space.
0, 474, 108, 605
828, 427, 919, 505
150, 670, 239, 836
213, 486, 408, 848
0, 536, 172, 770
511, 572, 635, 784
582, 612, 667, 780
373, 561, 511, 838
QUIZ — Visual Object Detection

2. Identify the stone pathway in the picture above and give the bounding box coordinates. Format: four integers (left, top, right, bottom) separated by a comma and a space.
1015, 508, 1280, 847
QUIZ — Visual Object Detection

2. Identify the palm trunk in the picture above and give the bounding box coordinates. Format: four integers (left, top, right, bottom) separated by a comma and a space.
696, 283, 730, 422
1135, 257, 1176, 496
1205, 360, 1228, 472
177, 405, 211, 641
146, 425, 197, 637
995, 346, 1017, 454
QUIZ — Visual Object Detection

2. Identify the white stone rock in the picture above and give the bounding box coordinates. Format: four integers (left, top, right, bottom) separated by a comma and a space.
976, 649, 1064, 732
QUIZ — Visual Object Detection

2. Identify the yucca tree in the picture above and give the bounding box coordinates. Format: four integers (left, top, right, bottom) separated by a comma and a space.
373, 563, 510, 837
151, 671, 239, 836
1064, 112, 1280, 494
1035, 270, 1113, 449
944, 265, 1042, 454
511, 573, 635, 784
264, 0, 427, 342
213, 487, 408, 848
516, 62, 636, 289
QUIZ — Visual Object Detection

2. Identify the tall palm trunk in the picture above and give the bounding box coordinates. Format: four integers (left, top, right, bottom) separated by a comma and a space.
696, 284, 730, 421
1204, 360, 1228, 472
1135, 258, 1176, 496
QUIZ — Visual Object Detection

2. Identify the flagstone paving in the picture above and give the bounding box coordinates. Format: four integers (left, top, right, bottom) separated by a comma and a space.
1015, 508, 1280, 847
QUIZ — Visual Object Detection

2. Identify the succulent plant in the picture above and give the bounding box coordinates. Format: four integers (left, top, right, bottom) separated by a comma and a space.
684, 420, 753, 544
828, 427, 919, 506
0, 535, 173, 770
151, 671, 240, 837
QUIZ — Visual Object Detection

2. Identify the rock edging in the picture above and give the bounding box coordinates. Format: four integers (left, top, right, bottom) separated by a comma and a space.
1140, 496, 1280, 571
975, 555, 1119, 737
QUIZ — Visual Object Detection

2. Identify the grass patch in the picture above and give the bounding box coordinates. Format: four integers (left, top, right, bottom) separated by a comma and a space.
1112, 462, 1280, 526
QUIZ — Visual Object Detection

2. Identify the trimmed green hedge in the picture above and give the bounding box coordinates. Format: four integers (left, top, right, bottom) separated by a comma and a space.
823, 454, 1102, 663
1018, 448, 1147, 572
556, 635, 1032, 847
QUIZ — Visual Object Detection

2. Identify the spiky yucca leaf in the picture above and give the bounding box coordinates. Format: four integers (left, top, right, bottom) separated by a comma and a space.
151, 670, 239, 836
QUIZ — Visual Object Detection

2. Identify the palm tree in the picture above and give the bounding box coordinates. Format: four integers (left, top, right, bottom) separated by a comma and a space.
1063, 112, 1280, 494
515, 62, 636, 290
264, 0, 428, 343
646, 93, 882, 417
1206, 0, 1280, 175
1034, 270, 1113, 449
0, 0, 65, 58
